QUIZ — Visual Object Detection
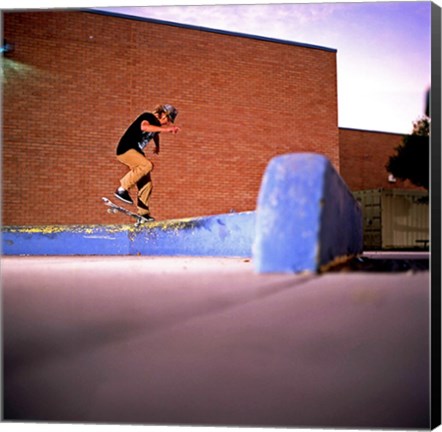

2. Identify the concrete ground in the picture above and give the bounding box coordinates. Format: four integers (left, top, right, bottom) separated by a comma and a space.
2, 252, 431, 429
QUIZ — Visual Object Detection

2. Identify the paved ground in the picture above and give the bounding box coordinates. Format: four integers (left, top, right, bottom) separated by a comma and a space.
2, 252, 431, 429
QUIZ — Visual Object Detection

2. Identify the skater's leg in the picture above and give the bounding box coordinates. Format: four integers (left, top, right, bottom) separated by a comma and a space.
117, 150, 153, 191
136, 174, 153, 217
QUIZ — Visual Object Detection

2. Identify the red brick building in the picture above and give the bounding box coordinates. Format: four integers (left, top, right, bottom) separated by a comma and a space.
339, 128, 421, 191
2, 10, 338, 225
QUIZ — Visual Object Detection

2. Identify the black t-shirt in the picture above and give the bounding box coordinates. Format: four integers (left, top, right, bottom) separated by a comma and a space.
116, 112, 161, 155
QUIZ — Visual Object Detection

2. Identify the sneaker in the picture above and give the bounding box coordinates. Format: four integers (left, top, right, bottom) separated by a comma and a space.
114, 188, 133, 205
140, 214, 155, 222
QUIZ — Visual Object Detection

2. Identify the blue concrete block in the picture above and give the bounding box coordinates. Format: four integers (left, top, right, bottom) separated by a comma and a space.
253, 153, 363, 273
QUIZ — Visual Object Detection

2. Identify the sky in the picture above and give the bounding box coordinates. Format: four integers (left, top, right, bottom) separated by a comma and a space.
93, 1, 433, 135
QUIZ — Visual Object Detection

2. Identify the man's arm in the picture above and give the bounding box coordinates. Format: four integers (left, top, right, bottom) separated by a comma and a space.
141, 120, 180, 134
153, 134, 160, 154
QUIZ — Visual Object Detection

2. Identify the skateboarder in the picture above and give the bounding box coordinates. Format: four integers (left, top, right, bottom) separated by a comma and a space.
114, 104, 180, 219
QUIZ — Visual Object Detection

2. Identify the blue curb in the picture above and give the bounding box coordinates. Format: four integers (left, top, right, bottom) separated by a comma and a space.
2, 212, 256, 258
2, 225, 131, 256
253, 153, 363, 273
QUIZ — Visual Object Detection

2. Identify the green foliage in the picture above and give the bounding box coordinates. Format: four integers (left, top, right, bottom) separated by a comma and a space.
386, 117, 430, 189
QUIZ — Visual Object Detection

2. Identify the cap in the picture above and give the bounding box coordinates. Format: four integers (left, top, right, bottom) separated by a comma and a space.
163, 104, 178, 123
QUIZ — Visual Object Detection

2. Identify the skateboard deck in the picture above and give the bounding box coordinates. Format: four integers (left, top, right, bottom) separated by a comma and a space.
102, 197, 154, 227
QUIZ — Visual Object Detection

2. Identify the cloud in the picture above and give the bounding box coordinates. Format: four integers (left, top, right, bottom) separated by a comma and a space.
104, 4, 342, 41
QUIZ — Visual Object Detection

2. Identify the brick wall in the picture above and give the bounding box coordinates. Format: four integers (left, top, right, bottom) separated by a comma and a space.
2, 10, 338, 225
339, 128, 422, 191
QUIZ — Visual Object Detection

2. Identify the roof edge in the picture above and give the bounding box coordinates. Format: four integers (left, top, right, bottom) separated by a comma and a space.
339, 127, 407, 136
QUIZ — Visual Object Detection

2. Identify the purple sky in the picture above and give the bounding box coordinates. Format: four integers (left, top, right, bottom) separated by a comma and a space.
96, 1, 432, 135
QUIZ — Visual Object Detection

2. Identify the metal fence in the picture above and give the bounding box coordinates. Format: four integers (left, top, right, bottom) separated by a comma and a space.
353, 189, 429, 250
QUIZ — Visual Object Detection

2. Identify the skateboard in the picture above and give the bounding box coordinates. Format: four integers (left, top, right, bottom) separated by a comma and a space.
102, 197, 155, 227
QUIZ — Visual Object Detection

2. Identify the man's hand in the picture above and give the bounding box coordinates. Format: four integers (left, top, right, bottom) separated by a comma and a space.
166, 126, 180, 134
152, 146, 160, 155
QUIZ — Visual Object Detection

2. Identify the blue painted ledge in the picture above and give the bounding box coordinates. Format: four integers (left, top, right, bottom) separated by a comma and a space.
2, 211, 255, 258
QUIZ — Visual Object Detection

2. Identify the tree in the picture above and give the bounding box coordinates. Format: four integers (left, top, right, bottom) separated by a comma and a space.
386, 117, 430, 190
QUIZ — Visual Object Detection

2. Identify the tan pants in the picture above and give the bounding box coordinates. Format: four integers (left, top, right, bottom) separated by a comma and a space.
117, 149, 153, 216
